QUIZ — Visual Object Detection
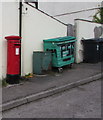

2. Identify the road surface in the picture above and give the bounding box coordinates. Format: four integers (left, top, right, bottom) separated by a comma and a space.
3, 80, 101, 118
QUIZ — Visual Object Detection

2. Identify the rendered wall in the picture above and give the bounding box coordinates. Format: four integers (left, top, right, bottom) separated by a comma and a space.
75, 19, 102, 63
1, 2, 19, 79
0, 2, 2, 114
0, 2, 2, 80
21, 3, 67, 75
0, 2, 67, 79
39, 2, 101, 25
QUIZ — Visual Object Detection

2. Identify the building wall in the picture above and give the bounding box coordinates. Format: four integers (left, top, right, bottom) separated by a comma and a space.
75, 19, 102, 63
39, 2, 101, 25
21, 3, 67, 75
0, 2, 67, 79
2, 2, 101, 79
0, 2, 2, 80
0, 2, 19, 80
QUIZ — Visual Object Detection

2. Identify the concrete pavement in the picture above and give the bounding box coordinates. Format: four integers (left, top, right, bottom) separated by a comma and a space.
2, 62, 102, 111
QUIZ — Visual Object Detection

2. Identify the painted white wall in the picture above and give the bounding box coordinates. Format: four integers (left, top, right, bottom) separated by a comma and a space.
0, 2, 2, 112
0, 2, 2, 80
1, 2, 102, 79
39, 2, 101, 25
75, 19, 101, 63
21, 3, 67, 75
1, 2, 19, 79
0, 2, 66, 79
0, 2, 2, 113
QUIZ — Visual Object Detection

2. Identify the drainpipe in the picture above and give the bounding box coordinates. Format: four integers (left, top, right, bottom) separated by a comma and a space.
19, 0, 22, 75
19, 0, 22, 37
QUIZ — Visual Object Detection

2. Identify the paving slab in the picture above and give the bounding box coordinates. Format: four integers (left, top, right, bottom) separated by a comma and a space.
2, 63, 102, 105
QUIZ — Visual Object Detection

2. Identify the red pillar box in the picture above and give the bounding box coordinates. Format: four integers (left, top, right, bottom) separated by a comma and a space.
5, 36, 21, 84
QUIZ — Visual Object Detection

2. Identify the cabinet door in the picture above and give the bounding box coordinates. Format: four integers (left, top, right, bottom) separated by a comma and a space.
42, 53, 51, 70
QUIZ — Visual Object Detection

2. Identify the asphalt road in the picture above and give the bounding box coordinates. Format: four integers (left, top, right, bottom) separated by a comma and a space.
3, 80, 101, 118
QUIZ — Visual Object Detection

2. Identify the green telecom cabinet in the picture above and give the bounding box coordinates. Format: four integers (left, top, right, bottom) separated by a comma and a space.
33, 51, 52, 75
43, 36, 76, 71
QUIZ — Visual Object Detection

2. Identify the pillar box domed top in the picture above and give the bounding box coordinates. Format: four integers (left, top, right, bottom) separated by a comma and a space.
5, 36, 22, 40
